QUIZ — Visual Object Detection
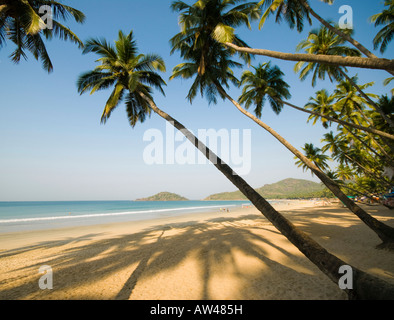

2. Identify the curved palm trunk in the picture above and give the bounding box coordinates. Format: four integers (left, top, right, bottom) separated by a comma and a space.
280, 100, 394, 165
224, 42, 394, 73
280, 100, 394, 141
138, 91, 394, 299
299, 0, 394, 78
214, 82, 394, 246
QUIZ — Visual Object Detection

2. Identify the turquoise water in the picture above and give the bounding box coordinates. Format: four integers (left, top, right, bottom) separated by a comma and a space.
0, 200, 249, 233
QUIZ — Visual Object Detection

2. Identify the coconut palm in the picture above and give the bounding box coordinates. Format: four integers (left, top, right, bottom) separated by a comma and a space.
370, 0, 394, 54
78, 28, 394, 300
0, 0, 85, 72
171, 3, 394, 298
334, 77, 394, 156
294, 25, 394, 129
170, 0, 260, 76
258, 0, 386, 62
237, 62, 394, 245
295, 143, 330, 174
294, 26, 361, 87
222, 1, 394, 74
322, 131, 391, 188
171, 0, 394, 247
304, 89, 336, 129
238, 62, 291, 117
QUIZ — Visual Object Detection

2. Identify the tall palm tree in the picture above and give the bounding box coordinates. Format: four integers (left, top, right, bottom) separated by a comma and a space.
170, 0, 260, 76
238, 63, 394, 243
79, 28, 394, 300
171, 0, 394, 246
295, 143, 330, 174
258, 0, 390, 64
370, 0, 394, 54
294, 26, 361, 87
0, 0, 85, 72
238, 62, 291, 117
222, 1, 394, 74
304, 89, 336, 129
334, 77, 394, 156
294, 25, 394, 129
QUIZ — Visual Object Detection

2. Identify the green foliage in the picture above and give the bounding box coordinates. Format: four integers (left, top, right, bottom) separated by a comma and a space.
238, 62, 291, 117
204, 178, 331, 200
370, 0, 394, 54
77, 30, 166, 127
136, 192, 189, 201
0, 0, 85, 72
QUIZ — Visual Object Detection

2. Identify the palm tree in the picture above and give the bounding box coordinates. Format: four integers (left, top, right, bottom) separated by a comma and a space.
238, 62, 291, 117
171, 0, 394, 247
78, 28, 394, 300
304, 89, 336, 129
334, 77, 394, 156
294, 25, 394, 129
294, 26, 361, 87
258, 0, 390, 65
237, 63, 394, 245
0, 0, 85, 72
171, 8, 394, 300
321, 131, 391, 189
295, 143, 330, 174
170, 0, 260, 76
370, 0, 394, 54
222, 1, 394, 74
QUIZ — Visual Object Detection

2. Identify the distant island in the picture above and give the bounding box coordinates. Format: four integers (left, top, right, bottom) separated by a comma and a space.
204, 178, 332, 200
136, 192, 189, 201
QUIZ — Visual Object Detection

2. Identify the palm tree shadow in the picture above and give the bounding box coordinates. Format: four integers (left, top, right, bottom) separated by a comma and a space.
0, 212, 370, 300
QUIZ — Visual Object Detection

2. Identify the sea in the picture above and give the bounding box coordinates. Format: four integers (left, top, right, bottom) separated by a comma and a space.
0, 200, 253, 234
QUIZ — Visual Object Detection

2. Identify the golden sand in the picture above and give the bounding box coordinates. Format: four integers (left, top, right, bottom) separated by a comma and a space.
0, 200, 393, 300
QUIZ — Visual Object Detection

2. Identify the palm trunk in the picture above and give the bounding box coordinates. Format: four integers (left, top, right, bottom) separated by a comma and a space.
224, 42, 394, 73
299, 0, 394, 78
214, 82, 394, 246
280, 100, 394, 141
138, 90, 394, 299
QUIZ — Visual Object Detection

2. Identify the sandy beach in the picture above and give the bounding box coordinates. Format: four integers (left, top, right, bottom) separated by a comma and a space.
0, 200, 393, 300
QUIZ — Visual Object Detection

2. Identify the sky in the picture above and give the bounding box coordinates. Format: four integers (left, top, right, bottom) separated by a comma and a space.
0, 0, 392, 201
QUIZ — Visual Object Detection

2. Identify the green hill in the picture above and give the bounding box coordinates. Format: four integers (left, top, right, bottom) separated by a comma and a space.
204, 178, 329, 200
136, 192, 189, 201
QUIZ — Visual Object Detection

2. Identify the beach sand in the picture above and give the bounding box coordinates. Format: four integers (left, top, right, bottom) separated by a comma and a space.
0, 200, 393, 300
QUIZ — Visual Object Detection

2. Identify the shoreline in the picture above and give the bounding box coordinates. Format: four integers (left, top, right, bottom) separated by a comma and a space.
0, 200, 314, 249
1, 200, 393, 300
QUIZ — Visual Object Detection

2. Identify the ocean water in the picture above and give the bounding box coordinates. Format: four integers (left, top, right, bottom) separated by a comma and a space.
0, 200, 249, 233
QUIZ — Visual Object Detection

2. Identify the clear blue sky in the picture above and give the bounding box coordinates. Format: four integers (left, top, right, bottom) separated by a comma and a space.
0, 0, 392, 201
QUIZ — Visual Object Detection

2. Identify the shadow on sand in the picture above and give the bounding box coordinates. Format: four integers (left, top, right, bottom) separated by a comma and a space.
0, 205, 393, 300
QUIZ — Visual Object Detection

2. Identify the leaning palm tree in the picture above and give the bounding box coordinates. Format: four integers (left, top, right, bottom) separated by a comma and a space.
295, 143, 330, 174
238, 62, 394, 245
0, 0, 85, 72
222, 0, 394, 74
294, 25, 394, 129
370, 0, 394, 54
171, 0, 394, 246
294, 26, 361, 87
258, 0, 391, 67
79, 29, 394, 299
170, 0, 260, 76
304, 89, 336, 129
